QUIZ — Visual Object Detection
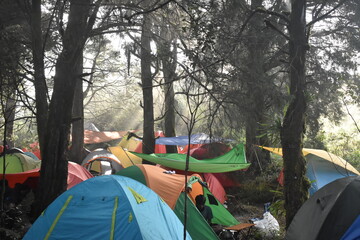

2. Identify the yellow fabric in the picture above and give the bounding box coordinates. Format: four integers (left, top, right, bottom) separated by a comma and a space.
118, 133, 141, 151
108, 146, 142, 168
128, 187, 147, 204
260, 146, 360, 175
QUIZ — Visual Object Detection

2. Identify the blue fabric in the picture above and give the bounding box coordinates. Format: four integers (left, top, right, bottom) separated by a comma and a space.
306, 154, 358, 195
23, 175, 191, 240
341, 215, 360, 240
155, 133, 233, 145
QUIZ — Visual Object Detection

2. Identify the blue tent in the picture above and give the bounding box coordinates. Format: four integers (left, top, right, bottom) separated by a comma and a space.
24, 175, 191, 240
155, 133, 234, 145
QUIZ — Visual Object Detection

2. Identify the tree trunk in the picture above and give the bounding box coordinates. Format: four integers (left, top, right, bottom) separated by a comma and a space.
4, 93, 16, 148
30, 0, 49, 155
281, 0, 309, 228
159, 17, 178, 153
70, 53, 85, 164
244, 0, 270, 174
33, 0, 91, 217
141, 14, 155, 156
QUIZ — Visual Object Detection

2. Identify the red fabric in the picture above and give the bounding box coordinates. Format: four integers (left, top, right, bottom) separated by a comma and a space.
22, 142, 42, 160
178, 144, 203, 154
277, 168, 284, 186
134, 131, 167, 153
203, 173, 227, 203
67, 162, 94, 189
212, 173, 241, 187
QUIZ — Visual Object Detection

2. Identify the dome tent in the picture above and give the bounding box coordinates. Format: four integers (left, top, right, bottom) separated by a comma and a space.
23, 175, 191, 240
81, 149, 123, 175
286, 176, 360, 240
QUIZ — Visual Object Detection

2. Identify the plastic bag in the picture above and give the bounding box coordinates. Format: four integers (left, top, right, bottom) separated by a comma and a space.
253, 212, 280, 238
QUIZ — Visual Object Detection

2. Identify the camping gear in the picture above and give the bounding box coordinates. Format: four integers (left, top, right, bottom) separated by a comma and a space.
0, 152, 41, 174
23, 175, 191, 240
130, 144, 250, 173
81, 149, 123, 175
134, 131, 167, 153
0, 161, 93, 189
261, 147, 360, 195
253, 212, 280, 238
116, 164, 239, 240
108, 146, 142, 168
286, 176, 360, 240
155, 133, 234, 145
83, 130, 130, 144
203, 173, 227, 204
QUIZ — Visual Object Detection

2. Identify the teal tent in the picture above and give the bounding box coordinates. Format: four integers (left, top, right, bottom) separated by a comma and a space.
131, 144, 250, 173
23, 175, 191, 240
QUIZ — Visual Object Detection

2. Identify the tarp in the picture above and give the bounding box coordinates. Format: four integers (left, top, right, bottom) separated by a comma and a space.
24, 175, 191, 240
155, 133, 234, 145
130, 144, 250, 173
83, 130, 130, 144
0, 162, 93, 189
286, 176, 360, 240
261, 146, 359, 195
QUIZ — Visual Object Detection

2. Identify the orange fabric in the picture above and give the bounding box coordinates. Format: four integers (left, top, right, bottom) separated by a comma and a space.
225, 223, 255, 231
84, 130, 135, 144
0, 162, 92, 189
138, 164, 186, 209
136, 164, 204, 209
188, 181, 204, 204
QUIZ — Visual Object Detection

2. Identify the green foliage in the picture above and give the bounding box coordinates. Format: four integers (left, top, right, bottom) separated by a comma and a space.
324, 129, 360, 170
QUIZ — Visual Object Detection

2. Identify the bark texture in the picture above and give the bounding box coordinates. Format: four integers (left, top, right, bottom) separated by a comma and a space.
281, 0, 310, 228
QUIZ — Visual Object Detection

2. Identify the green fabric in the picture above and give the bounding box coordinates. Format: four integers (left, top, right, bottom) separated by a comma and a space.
44, 195, 73, 240
0, 153, 41, 174
110, 196, 118, 240
203, 187, 239, 226
130, 144, 250, 173
115, 166, 146, 185
174, 193, 219, 240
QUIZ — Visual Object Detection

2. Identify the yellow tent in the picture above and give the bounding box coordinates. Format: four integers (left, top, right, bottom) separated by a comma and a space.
118, 133, 142, 151
108, 146, 142, 168
261, 146, 360, 175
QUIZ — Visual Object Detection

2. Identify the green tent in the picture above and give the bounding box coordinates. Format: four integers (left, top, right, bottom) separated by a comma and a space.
130, 144, 250, 173
0, 153, 41, 173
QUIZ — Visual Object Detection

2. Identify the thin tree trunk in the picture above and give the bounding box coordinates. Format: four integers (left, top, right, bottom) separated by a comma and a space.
4, 93, 16, 148
70, 53, 85, 164
281, 0, 309, 228
30, 0, 49, 155
159, 18, 177, 153
141, 14, 155, 156
244, 0, 270, 174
